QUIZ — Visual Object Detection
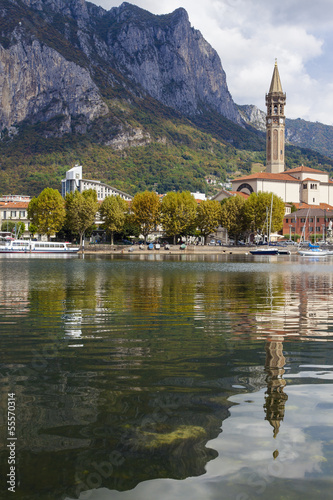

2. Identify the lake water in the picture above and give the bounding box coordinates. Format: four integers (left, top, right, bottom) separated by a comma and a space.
1, 253, 333, 500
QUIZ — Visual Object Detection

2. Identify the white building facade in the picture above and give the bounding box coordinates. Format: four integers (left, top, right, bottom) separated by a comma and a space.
61, 165, 132, 201
231, 166, 333, 206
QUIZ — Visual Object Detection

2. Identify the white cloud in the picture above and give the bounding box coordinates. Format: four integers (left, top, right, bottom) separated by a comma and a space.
91, 0, 333, 125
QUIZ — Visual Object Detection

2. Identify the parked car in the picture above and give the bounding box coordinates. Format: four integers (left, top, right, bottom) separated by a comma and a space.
299, 240, 311, 246
285, 240, 296, 245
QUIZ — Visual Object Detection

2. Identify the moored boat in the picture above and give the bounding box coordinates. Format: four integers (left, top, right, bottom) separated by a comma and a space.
277, 249, 291, 255
0, 238, 79, 254
297, 240, 329, 257
298, 248, 329, 257
250, 247, 279, 255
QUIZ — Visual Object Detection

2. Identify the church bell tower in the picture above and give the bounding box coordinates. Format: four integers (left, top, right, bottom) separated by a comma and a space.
266, 60, 286, 173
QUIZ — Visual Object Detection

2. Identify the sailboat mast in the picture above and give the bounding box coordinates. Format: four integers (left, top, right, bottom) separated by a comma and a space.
268, 194, 273, 245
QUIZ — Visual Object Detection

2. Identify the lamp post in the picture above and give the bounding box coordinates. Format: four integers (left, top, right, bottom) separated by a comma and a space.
289, 224, 292, 242
322, 224, 325, 242
324, 210, 326, 242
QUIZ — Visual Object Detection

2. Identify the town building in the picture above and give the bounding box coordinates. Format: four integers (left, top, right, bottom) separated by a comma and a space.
0, 199, 30, 234
0, 195, 31, 203
283, 206, 333, 242
61, 165, 132, 201
229, 61, 333, 207
231, 166, 333, 206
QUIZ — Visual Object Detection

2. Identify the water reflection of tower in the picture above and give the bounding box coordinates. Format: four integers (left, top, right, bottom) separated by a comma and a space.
263, 339, 288, 438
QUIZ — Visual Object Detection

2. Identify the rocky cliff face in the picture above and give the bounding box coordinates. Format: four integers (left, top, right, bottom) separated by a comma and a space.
0, 33, 108, 135
104, 4, 242, 123
18, 0, 90, 23
238, 104, 266, 132
0, 0, 242, 139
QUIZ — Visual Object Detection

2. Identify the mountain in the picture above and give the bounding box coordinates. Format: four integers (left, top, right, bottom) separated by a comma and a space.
0, 0, 333, 197
0, 0, 242, 136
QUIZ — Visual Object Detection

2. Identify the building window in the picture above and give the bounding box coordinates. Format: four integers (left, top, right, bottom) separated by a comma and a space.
303, 184, 307, 189
309, 218, 313, 222
317, 217, 320, 222
10, 211, 17, 217
316, 227, 321, 232
2, 211, 6, 219
286, 218, 288, 223
19, 211, 25, 218
309, 227, 313, 232
301, 218, 306, 223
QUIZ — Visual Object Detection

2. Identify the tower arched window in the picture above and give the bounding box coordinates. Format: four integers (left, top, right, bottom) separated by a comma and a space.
274, 105, 278, 114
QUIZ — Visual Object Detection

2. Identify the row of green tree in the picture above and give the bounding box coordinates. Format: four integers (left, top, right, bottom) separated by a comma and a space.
25, 188, 285, 244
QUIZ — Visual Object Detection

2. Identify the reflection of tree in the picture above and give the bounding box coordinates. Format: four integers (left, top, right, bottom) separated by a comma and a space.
263, 340, 288, 438
132, 271, 163, 312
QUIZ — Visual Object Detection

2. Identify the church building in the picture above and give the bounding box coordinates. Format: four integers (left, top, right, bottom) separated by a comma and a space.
231, 61, 333, 207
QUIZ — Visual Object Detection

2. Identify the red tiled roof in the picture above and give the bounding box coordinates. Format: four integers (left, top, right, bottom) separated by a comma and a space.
319, 203, 333, 209
292, 202, 333, 210
0, 202, 29, 209
230, 191, 249, 199
287, 165, 327, 174
233, 172, 299, 182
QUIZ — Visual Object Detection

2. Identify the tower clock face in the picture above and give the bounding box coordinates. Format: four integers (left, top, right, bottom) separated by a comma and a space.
280, 118, 284, 123
268, 119, 271, 123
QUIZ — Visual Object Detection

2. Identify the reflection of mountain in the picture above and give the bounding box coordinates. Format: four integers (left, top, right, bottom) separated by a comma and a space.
264, 340, 288, 439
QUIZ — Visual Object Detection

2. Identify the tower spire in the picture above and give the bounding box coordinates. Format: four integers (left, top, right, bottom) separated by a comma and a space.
269, 59, 283, 93
265, 61, 286, 174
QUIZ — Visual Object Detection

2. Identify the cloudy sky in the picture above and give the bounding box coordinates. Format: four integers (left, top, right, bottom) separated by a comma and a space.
92, 0, 333, 125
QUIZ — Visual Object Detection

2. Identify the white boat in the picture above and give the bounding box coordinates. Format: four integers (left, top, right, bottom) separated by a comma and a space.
0, 238, 79, 254
251, 195, 290, 256
298, 248, 329, 257
250, 247, 279, 255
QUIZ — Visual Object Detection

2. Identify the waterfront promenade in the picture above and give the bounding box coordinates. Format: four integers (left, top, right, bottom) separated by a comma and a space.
80, 243, 301, 255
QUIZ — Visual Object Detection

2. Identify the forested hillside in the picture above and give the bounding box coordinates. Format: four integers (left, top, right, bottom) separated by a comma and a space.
1, 0, 333, 197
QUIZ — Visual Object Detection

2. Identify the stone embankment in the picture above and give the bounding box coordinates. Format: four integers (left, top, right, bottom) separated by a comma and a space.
80, 244, 301, 255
